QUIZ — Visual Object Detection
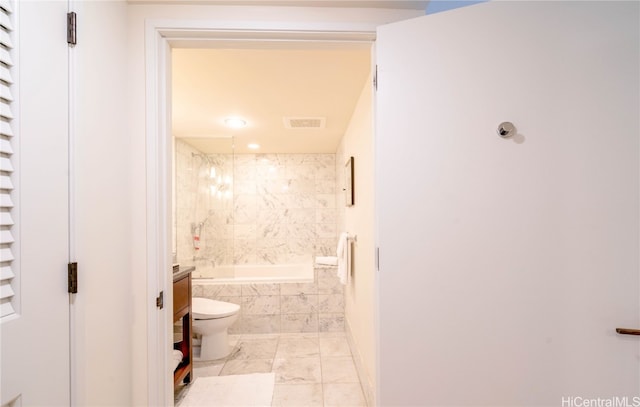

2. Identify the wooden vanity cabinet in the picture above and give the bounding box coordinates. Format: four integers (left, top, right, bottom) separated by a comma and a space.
173, 269, 193, 386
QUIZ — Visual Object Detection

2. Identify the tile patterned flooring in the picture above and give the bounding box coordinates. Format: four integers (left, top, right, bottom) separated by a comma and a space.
175, 332, 367, 407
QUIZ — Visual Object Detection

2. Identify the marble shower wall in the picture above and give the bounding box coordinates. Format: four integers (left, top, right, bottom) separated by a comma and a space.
232, 153, 337, 265
175, 139, 338, 272
175, 140, 226, 267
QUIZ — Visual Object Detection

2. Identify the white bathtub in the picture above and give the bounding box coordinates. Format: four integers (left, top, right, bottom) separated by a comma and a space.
192, 262, 314, 284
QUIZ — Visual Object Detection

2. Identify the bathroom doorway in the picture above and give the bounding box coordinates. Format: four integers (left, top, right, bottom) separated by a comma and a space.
170, 43, 375, 405
171, 45, 371, 277
148, 3, 640, 405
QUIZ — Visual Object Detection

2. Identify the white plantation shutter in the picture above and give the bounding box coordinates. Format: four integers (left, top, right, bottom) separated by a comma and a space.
0, 0, 15, 319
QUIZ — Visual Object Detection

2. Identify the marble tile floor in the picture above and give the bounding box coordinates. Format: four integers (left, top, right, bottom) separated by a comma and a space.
175, 332, 367, 407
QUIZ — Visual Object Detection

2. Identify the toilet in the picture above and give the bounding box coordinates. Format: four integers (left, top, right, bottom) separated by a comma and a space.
192, 297, 240, 360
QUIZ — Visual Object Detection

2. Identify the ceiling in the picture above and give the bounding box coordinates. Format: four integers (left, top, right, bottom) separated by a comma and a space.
131, 0, 428, 10
172, 46, 372, 154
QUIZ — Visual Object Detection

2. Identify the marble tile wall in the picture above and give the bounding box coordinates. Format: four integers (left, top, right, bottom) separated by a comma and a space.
174, 139, 338, 273
192, 266, 344, 334
232, 153, 337, 265
175, 140, 201, 265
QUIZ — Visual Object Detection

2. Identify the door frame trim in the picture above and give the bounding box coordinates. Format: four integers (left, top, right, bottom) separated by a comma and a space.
144, 19, 376, 405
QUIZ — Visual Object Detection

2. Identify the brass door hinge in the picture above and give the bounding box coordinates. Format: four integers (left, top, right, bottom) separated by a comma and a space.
156, 291, 164, 309
68, 262, 78, 293
67, 12, 77, 46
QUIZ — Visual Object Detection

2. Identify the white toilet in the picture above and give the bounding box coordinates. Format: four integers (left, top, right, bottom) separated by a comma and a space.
192, 297, 240, 360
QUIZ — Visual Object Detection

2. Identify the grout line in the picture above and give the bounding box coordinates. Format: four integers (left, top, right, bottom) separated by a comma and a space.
269, 335, 277, 407
270, 334, 279, 373
318, 332, 326, 407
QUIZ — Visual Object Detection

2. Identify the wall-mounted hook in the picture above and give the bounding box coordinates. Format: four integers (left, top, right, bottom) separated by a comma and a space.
497, 122, 516, 138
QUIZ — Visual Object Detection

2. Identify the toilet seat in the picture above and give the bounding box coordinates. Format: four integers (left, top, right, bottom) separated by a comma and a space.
192, 297, 240, 320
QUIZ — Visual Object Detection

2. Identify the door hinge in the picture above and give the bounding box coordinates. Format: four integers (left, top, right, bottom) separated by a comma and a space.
68, 262, 78, 294
373, 65, 378, 91
156, 291, 164, 309
67, 12, 77, 46
376, 247, 380, 271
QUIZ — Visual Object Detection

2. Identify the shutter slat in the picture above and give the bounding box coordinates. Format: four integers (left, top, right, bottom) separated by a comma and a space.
0, 0, 13, 14
0, 30, 12, 50
0, 212, 13, 226
0, 300, 14, 318
0, 174, 12, 189
0, 192, 12, 208
0, 120, 12, 137
0, 156, 13, 172
0, 47, 11, 67
0, 230, 13, 244
0, 280, 13, 299
0, 65, 12, 84
0, 138, 11, 154
0, 83, 12, 102
0, 247, 14, 262
0, 264, 13, 279
0, 12, 12, 31
0, 100, 12, 119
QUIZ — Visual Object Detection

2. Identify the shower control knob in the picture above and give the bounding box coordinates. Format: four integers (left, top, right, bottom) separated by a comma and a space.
497, 122, 515, 138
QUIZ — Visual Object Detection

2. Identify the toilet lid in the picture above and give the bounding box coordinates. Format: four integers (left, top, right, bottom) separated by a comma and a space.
192, 297, 240, 319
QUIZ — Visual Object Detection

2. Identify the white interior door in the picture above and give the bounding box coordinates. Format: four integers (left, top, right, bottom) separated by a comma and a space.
1, 1, 70, 405
376, 2, 639, 405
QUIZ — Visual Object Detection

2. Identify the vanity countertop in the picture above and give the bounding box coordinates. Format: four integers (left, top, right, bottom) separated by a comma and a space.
173, 265, 195, 282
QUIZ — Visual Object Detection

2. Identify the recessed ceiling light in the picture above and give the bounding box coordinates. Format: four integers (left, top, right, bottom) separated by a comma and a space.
248, 143, 260, 150
224, 117, 247, 128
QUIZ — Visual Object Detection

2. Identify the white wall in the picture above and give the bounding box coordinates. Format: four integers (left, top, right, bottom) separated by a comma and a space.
336, 72, 375, 405
73, 1, 131, 405
126, 4, 423, 405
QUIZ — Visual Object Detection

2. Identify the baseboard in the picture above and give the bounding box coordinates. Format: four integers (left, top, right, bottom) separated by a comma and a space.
345, 318, 376, 407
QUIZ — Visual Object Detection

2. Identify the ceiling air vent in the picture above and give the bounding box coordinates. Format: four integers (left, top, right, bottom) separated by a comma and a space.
283, 117, 326, 129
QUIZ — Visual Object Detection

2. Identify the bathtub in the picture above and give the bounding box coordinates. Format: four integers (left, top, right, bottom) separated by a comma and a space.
191, 262, 314, 284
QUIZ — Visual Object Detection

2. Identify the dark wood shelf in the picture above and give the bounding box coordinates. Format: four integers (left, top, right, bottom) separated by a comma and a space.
174, 360, 192, 385
173, 269, 193, 387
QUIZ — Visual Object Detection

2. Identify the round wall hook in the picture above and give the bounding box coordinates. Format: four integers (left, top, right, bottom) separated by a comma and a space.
497, 122, 515, 138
